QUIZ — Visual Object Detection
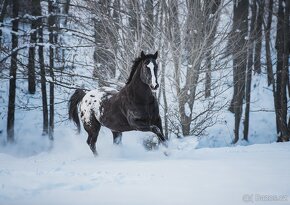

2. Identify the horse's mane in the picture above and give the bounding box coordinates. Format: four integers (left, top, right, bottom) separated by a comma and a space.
126, 56, 143, 84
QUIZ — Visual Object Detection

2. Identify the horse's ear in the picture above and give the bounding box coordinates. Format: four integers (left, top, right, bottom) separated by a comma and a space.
153, 51, 158, 59
141, 51, 146, 58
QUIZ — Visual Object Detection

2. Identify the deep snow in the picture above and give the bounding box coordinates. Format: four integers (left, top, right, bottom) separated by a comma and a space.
0, 127, 289, 205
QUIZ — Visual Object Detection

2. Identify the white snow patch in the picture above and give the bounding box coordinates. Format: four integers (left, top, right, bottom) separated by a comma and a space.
46, 76, 53, 82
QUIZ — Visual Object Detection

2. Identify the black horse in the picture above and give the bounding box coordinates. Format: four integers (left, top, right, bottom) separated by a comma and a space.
68, 51, 168, 155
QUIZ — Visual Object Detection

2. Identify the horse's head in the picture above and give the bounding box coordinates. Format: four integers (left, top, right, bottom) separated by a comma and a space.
139, 51, 159, 91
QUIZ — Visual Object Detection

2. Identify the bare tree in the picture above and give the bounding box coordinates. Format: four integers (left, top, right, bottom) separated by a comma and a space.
143, 0, 154, 50
204, 0, 221, 98
244, 0, 257, 141
7, 0, 19, 142
253, 0, 264, 74
264, 0, 274, 86
276, 0, 289, 142
229, 0, 248, 143
48, 0, 56, 140
36, 0, 48, 135
0, 0, 8, 46
27, 0, 38, 94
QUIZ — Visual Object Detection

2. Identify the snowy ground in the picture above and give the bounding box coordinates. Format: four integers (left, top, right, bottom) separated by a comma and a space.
0, 128, 289, 205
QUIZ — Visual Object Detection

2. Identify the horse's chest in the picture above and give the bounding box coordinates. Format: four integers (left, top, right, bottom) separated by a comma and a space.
129, 104, 158, 120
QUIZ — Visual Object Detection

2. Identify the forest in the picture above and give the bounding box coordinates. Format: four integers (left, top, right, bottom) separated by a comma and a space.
1, 0, 289, 144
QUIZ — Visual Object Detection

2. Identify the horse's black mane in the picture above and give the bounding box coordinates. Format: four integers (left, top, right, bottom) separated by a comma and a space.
126, 56, 143, 84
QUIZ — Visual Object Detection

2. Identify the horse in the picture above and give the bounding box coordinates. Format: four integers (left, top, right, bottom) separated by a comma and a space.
68, 51, 168, 155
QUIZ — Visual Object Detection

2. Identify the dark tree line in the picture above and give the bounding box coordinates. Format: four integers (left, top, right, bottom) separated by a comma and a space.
1, 0, 69, 142
229, 0, 290, 143
0, 0, 289, 144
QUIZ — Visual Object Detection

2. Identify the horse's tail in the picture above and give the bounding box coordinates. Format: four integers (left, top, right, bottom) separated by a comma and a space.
68, 89, 86, 133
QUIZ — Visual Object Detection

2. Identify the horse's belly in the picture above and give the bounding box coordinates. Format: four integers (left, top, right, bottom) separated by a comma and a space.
99, 108, 132, 132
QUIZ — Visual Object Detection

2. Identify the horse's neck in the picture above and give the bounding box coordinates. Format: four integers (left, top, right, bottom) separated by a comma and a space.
125, 63, 154, 103
127, 79, 154, 104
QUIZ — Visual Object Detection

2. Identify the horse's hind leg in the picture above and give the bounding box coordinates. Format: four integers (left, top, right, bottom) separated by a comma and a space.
84, 121, 101, 156
112, 131, 122, 145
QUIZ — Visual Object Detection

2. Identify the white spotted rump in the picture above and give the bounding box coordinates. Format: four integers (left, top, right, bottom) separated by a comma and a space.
147, 61, 157, 88
79, 89, 106, 125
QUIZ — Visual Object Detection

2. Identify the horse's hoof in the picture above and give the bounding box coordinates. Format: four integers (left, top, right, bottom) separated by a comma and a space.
92, 151, 98, 157
143, 135, 159, 151
163, 150, 170, 156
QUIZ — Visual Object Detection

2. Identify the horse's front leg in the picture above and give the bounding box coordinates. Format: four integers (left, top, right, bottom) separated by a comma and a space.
128, 117, 168, 147
153, 116, 168, 146
112, 131, 122, 145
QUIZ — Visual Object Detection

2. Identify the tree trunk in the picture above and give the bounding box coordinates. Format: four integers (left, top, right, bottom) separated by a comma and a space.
253, 0, 264, 74
63, 0, 71, 26
155, 0, 168, 138
161, 50, 168, 138
264, 0, 279, 135
0, 0, 9, 46
7, 0, 19, 143
231, 0, 249, 144
277, 0, 289, 142
93, 0, 116, 85
128, 0, 141, 41
143, 0, 154, 50
37, 0, 48, 135
244, 0, 257, 141
27, 0, 39, 94
205, 51, 211, 98
204, 0, 221, 98
48, 0, 55, 140
265, 0, 274, 86
228, 0, 249, 114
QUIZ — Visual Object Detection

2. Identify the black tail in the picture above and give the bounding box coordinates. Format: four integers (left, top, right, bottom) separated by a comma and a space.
68, 89, 86, 133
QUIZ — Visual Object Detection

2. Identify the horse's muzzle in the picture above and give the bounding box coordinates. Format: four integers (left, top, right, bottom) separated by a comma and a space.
150, 83, 159, 90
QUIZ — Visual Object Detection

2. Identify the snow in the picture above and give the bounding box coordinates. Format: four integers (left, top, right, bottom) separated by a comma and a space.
46, 76, 53, 82
0, 128, 289, 205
